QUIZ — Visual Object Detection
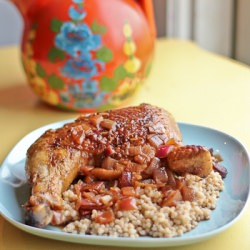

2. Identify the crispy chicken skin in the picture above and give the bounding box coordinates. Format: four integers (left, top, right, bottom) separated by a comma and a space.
167, 145, 213, 178
25, 104, 213, 227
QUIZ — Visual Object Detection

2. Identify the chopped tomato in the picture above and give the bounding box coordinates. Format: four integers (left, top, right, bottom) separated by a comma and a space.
121, 186, 136, 196
117, 197, 137, 211
94, 209, 115, 224
80, 198, 102, 210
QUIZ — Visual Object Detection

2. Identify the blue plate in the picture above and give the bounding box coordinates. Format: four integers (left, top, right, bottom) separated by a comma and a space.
0, 121, 249, 247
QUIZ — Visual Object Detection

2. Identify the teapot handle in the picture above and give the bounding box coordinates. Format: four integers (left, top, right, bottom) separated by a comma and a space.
136, 0, 156, 37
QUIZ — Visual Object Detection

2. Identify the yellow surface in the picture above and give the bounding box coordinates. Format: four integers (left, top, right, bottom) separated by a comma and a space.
0, 39, 250, 250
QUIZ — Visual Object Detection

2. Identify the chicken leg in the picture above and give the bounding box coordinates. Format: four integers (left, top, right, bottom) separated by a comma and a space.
25, 103, 212, 227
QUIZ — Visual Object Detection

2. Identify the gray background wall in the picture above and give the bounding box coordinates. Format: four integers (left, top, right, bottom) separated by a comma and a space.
0, 1, 22, 46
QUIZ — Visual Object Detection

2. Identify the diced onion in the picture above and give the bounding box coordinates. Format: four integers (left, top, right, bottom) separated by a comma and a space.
153, 167, 168, 184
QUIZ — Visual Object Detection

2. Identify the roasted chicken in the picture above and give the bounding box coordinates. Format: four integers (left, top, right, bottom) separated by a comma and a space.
25, 103, 215, 228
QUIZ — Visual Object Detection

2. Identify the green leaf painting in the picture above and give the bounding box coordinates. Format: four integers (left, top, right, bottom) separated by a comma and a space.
48, 74, 64, 89
91, 19, 107, 34
50, 18, 63, 33
48, 47, 65, 62
96, 47, 113, 62
99, 103, 116, 111
114, 65, 130, 81
36, 63, 46, 78
100, 76, 118, 91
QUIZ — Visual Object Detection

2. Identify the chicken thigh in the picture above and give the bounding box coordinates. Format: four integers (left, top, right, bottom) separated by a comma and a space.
25, 103, 213, 227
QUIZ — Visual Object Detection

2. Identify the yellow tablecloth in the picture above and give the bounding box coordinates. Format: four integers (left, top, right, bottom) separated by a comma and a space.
1, 39, 250, 250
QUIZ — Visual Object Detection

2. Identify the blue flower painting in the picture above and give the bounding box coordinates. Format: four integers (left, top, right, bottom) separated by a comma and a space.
69, 6, 86, 21
55, 22, 101, 57
61, 56, 104, 79
54, 0, 107, 108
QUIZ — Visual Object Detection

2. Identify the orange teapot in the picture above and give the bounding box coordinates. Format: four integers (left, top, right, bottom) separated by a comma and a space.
11, 0, 156, 112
